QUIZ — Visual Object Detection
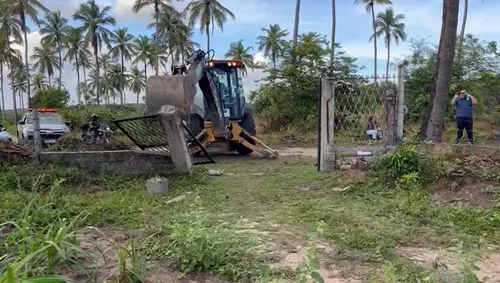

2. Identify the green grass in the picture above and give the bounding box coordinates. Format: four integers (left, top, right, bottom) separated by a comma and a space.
1, 156, 499, 282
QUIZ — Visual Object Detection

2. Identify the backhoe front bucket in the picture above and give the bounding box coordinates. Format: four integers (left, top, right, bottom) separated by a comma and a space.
146, 75, 196, 120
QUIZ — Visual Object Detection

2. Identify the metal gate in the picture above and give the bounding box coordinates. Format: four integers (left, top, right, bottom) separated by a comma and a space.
113, 115, 214, 165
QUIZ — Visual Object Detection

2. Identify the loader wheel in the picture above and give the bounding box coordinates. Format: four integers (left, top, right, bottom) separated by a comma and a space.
236, 111, 256, 156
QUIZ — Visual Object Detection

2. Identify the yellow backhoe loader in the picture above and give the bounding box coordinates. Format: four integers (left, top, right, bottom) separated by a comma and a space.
134, 49, 278, 160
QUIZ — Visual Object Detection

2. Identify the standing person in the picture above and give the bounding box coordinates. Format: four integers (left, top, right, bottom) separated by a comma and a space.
451, 89, 478, 144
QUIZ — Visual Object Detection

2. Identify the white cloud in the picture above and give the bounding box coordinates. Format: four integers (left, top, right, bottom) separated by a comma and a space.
342, 41, 409, 61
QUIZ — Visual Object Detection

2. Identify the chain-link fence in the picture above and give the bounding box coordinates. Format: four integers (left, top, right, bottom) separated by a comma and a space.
322, 75, 398, 147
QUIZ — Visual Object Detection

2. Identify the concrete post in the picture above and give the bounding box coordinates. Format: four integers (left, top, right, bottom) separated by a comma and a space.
385, 89, 397, 146
158, 105, 192, 174
33, 108, 42, 162
396, 64, 405, 141
319, 78, 336, 172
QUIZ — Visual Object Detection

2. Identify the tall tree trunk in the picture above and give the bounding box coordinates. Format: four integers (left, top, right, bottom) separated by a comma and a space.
75, 57, 81, 104
48, 74, 52, 87
6, 55, 18, 122
136, 92, 139, 104
206, 24, 210, 52
456, 0, 468, 80
421, 0, 460, 142
21, 11, 31, 107
103, 67, 108, 105
292, 0, 301, 48
154, 1, 159, 76
330, 0, 336, 73
120, 52, 125, 106
57, 41, 63, 90
370, 3, 378, 84
93, 38, 100, 105
144, 61, 147, 103
385, 40, 390, 83
83, 66, 87, 105
0, 62, 4, 121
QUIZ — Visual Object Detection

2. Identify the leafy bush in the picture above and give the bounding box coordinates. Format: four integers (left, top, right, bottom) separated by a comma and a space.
379, 143, 430, 183
0, 166, 20, 191
31, 88, 70, 109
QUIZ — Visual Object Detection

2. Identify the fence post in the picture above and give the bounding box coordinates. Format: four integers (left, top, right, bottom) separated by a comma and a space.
33, 108, 42, 162
158, 104, 192, 174
319, 78, 336, 172
396, 64, 405, 141
385, 89, 397, 146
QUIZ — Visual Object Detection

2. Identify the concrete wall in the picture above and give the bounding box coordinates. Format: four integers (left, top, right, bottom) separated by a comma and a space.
40, 150, 174, 174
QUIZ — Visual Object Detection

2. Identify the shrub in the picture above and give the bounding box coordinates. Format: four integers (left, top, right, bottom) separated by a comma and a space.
31, 88, 70, 109
379, 143, 430, 182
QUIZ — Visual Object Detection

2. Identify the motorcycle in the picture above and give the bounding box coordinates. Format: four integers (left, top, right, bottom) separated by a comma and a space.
81, 124, 115, 144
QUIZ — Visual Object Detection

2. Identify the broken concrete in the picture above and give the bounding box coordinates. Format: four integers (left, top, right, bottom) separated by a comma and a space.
146, 177, 169, 194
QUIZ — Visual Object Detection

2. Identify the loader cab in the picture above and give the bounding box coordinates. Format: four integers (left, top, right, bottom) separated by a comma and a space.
192, 60, 246, 121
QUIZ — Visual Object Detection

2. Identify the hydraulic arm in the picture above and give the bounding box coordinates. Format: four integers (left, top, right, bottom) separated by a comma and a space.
146, 50, 227, 137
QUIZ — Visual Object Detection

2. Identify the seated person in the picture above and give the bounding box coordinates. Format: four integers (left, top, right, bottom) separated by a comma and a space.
366, 116, 377, 140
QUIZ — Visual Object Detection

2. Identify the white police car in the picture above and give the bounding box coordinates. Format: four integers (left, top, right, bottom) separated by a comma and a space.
17, 108, 70, 144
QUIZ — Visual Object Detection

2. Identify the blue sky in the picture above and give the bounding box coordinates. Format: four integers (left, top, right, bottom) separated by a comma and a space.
3, 0, 500, 108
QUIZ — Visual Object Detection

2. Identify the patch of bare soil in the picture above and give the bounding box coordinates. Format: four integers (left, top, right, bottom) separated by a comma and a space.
50, 136, 131, 152
61, 228, 224, 283
432, 177, 497, 209
397, 246, 500, 282
232, 218, 366, 282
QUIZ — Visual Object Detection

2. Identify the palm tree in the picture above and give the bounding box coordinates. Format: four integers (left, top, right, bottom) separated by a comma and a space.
184, 0, 235, 52
13, 67, 28, 110
11, 0, 49, 106
152, 6, 187, 66
172, 25, 200, 62
73, 0, 116, 105
353, 0, 392, 84
10, 59, 27, 109
79, 54, 94, 104
371, 8, 406, 82
64, 27, 88, 104
257, 24, 289, 69
106, 64, 129, 104
456, 0, 468, 79
0, 38, 21, 120
31, 73, 48, 94
292, 0, 301, 49
1, 1, 23, 120
109, 28, 134, 106
128, 67, 146, 104
225, 40, 254, 76
40, 11, 70, 90
132, 35, 154, 81
31, 42, 60, 87
420, 0, 460, 141
99, 54, 113, 104
133, 0, 179, 76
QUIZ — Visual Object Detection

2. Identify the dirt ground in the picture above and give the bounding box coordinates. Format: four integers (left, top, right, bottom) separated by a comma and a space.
432, 177, 498, 209
397, 246, 500, 282
64, 228, 225, 283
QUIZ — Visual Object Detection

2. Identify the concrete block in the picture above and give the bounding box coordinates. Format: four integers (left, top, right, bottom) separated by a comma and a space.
146, 177, 169, 194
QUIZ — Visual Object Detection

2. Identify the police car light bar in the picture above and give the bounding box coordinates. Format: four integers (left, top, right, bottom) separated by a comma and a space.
27, 108, 57, 113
